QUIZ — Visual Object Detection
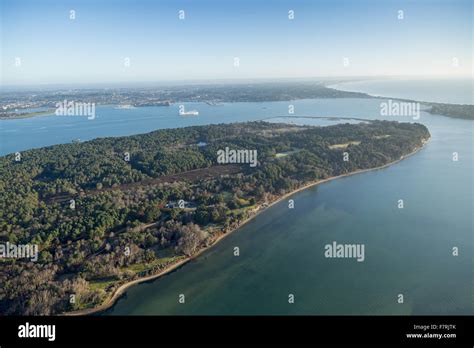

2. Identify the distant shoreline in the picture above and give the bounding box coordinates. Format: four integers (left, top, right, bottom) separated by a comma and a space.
328, 81, 474, 120
327, 79, 473, 104
2, 81, 472, 122
63, 136, 430, 316
0, 109, 55, 120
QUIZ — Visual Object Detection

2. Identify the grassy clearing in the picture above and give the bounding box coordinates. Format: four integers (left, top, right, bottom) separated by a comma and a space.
328, 141, 361, 149
89, 278, 117, 292
121, 255, 184, 274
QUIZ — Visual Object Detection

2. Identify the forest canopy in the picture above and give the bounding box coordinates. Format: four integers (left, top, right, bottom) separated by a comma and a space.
0, 120, 430, 315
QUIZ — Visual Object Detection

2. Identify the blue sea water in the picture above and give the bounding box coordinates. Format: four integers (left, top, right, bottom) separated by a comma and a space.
329, 78, 473, 105
1, 80, 472, 315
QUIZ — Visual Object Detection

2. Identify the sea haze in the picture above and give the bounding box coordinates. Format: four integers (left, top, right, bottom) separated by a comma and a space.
329, 78, 473, 105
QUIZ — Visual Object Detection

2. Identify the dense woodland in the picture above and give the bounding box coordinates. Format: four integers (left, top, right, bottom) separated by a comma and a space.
0, 121, 430, 315
427, 103, 474, 120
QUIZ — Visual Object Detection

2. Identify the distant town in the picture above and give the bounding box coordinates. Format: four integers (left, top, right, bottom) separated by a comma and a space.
1, 81, 472, 120
0, 82, 369, 118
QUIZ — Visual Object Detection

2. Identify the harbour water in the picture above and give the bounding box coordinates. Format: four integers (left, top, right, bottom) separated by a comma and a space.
101, 107, 472, 314
1, 81, 472, 315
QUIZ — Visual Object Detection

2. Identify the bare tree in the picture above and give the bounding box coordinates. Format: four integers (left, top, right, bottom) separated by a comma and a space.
177, 223, 207, 256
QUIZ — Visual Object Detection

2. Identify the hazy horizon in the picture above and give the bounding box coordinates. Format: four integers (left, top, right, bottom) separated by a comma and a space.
1, 75, 472, 92
1, 0, 472, 86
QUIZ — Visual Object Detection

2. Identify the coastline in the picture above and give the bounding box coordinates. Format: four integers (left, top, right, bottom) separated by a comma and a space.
63, 137, 430, 316
0, 109, 56, 120
328, 81, 474, 120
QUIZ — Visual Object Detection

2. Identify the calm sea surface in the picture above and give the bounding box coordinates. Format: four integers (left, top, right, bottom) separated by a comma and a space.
1, 82, 472, 315
329, 78, 473, 105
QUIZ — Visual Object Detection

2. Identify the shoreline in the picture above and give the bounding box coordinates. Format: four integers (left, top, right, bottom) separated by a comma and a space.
63, 137, 430, 316
328, 82, 474, 120
0, 109, 56, 120
64, 138, 429, 316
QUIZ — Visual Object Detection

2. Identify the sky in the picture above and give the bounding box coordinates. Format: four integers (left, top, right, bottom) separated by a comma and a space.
0, 0, 472, 86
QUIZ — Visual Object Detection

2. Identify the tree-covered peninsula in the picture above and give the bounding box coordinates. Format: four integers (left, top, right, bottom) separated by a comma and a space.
0, 121, 430, 315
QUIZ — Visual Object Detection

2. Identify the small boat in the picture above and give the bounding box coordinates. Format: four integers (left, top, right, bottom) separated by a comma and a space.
116, 104, 135, 109
179, 110, 199, 116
